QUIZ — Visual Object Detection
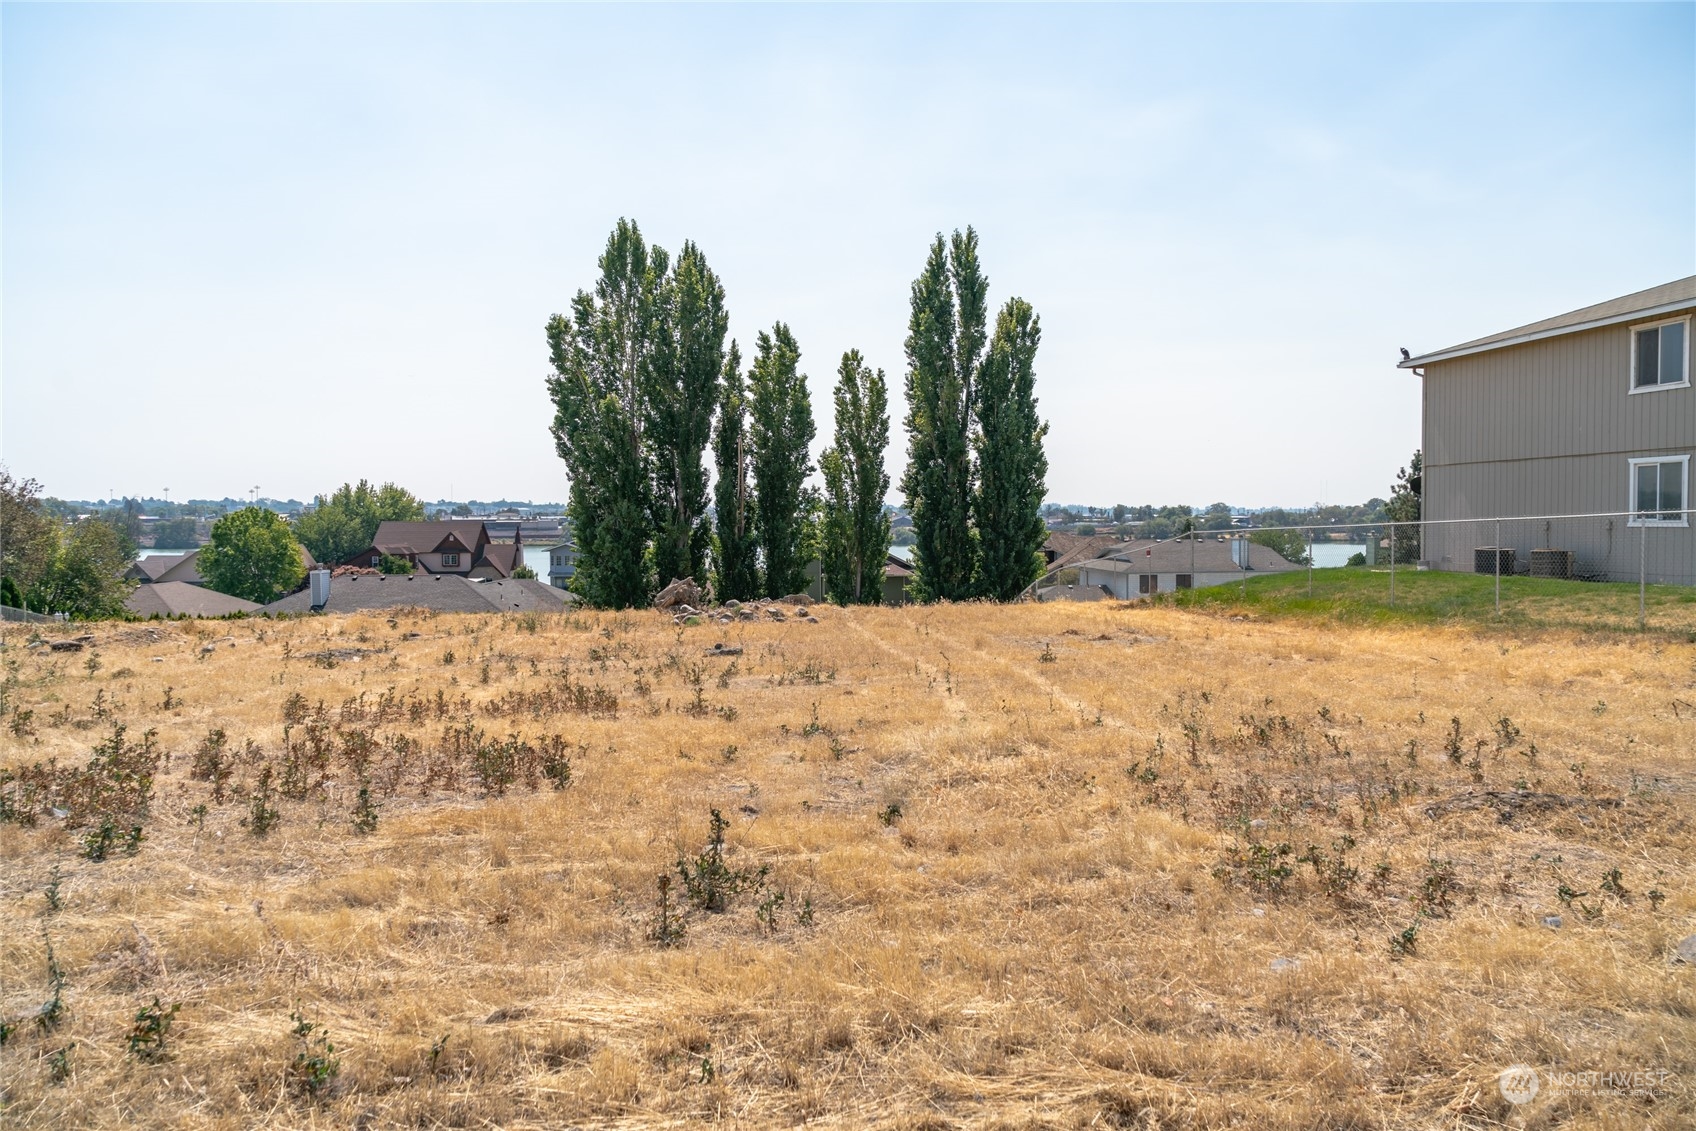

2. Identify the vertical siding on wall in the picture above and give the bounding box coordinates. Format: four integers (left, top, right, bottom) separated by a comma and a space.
1420, 310, 1696, 581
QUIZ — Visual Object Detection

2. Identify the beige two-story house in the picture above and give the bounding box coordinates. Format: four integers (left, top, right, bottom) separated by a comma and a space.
1399, 277, 1694, 584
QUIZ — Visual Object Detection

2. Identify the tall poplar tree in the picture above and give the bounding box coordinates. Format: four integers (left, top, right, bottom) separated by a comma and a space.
901, 229, 985, 601
747, 324, 815, 598
820, 350, 892, 604
546, 220, 664, 608
711, 341, 760, 602
646, 241, 727, 585
972, 298, 1049, 600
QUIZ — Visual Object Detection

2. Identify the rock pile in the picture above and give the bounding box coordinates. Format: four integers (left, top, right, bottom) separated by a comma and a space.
653, 577, 822, 626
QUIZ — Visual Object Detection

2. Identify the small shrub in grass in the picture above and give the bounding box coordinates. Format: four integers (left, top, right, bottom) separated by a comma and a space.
350, 784, 378, 835
246, 766, 280, 836
675, 809, 767, 913
1389, 917, 1420, 959
126, 997, 180, 1062
288, 1010, 340, 1097
648, 874, 687, 948
47, 1043, 73, 1084
37, 936, 67, 1033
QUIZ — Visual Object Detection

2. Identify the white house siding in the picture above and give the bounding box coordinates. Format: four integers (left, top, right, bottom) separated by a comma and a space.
1077, 567, 1247, 599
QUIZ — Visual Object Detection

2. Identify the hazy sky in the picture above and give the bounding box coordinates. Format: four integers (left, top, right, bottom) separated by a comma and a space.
5, 3, 1692, 508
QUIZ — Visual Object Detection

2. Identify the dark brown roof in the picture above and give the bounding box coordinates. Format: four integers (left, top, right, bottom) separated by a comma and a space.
1043, 532, 1121, 570
368, 521, 486, 555
1402, 276, 1696, 368
477, 543, 521, 576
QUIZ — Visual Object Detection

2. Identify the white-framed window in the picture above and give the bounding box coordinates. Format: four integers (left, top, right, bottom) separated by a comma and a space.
442, 552, 461, 567
1627, 455, 1689, 526
370, 554, 380, 567
1630, 316, 1689, 392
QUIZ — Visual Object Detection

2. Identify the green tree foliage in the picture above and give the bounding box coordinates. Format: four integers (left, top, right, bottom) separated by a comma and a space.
747, 324, 816, 598
1384, 450, 1422, 564
149, 517, 201, 549
646, 241, 727, 586
31, 520, 136, 618
973, 299, 1049, 600
546, 220, 663, 608
1, 469, 59, 603
902, 230, 985, 601
820, 350, 892, 605
1249, 528, 1312, 566
93, 499, 144, 557
377, 554, 414, 575
199, 507, 306, 605
711, 341, 760, 603
293, 481, 426, 565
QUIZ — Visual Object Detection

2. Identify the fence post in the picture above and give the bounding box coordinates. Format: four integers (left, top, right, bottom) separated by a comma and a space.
1639, 520, 1647, 630
1494, 518, 1501, 617
1307, 528, 1313, 597
1389, 526, 1395, 607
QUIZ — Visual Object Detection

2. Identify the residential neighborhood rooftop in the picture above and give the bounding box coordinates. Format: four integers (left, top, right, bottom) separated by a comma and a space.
261, 574, 574, 616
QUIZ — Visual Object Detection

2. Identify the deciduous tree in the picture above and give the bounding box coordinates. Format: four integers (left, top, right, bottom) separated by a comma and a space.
820, 350, 892, 604
972, 299, 1049, 600
646, 241, 726, 586
711, 341, 760, 602
1, 468, 58, 602
747, 324, 815, 598
547, 220, 664, 608
901, 229, 984, 601
198, 507, 306, 605
293, 481, 426, 565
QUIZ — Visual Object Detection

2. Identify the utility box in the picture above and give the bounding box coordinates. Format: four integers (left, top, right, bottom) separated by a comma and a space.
1474, 547, 1515, 575
1529, 549, 1574, 580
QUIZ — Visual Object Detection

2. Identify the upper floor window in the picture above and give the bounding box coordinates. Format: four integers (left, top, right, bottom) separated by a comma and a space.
442, 552, 461, 567
1631, 317, 1688, 392
1628, 455, 1689, 526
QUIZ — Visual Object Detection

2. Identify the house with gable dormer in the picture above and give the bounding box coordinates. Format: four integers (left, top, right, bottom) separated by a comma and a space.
340, 520, 522, 579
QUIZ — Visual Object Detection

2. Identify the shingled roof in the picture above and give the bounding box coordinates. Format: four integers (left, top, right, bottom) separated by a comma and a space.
125, 581, 261, 618
260, 574, 574, 616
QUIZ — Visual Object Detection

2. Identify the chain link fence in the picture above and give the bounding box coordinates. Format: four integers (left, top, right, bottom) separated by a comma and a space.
1037, 509, 1696, 633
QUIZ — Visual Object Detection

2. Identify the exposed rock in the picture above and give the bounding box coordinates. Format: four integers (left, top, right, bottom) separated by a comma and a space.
782, 593, 815, 606
653, 577, 705, 610
49, 641, 84, 653
1542, 916, 1563, 930
723, 600, 741, 610
1269, 957, 1300, 972
1674, 934, 1696, 964
767, 607, 787, 620
706, 643, 744, 657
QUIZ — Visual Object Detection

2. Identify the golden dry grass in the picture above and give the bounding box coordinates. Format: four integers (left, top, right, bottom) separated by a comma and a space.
2, 601, 1693, 1129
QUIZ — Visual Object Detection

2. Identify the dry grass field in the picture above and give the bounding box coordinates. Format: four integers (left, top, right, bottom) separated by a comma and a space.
1, 600, 1693, 1129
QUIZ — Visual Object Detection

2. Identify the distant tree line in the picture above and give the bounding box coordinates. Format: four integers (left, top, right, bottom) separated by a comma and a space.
545, 220, 1050, 609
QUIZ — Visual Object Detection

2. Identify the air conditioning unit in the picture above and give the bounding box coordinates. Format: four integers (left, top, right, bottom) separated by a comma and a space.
1474, 547, 1515, 575
1529, 549, 1574, 580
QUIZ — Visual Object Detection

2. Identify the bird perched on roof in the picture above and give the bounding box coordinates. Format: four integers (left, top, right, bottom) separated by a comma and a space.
1400, 347, 1411, 361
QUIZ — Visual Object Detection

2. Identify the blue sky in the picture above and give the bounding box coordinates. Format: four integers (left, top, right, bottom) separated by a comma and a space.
4, 3, 1692, 507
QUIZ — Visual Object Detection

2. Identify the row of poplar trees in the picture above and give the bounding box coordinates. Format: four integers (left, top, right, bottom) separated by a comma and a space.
545, 220, 1047, 609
